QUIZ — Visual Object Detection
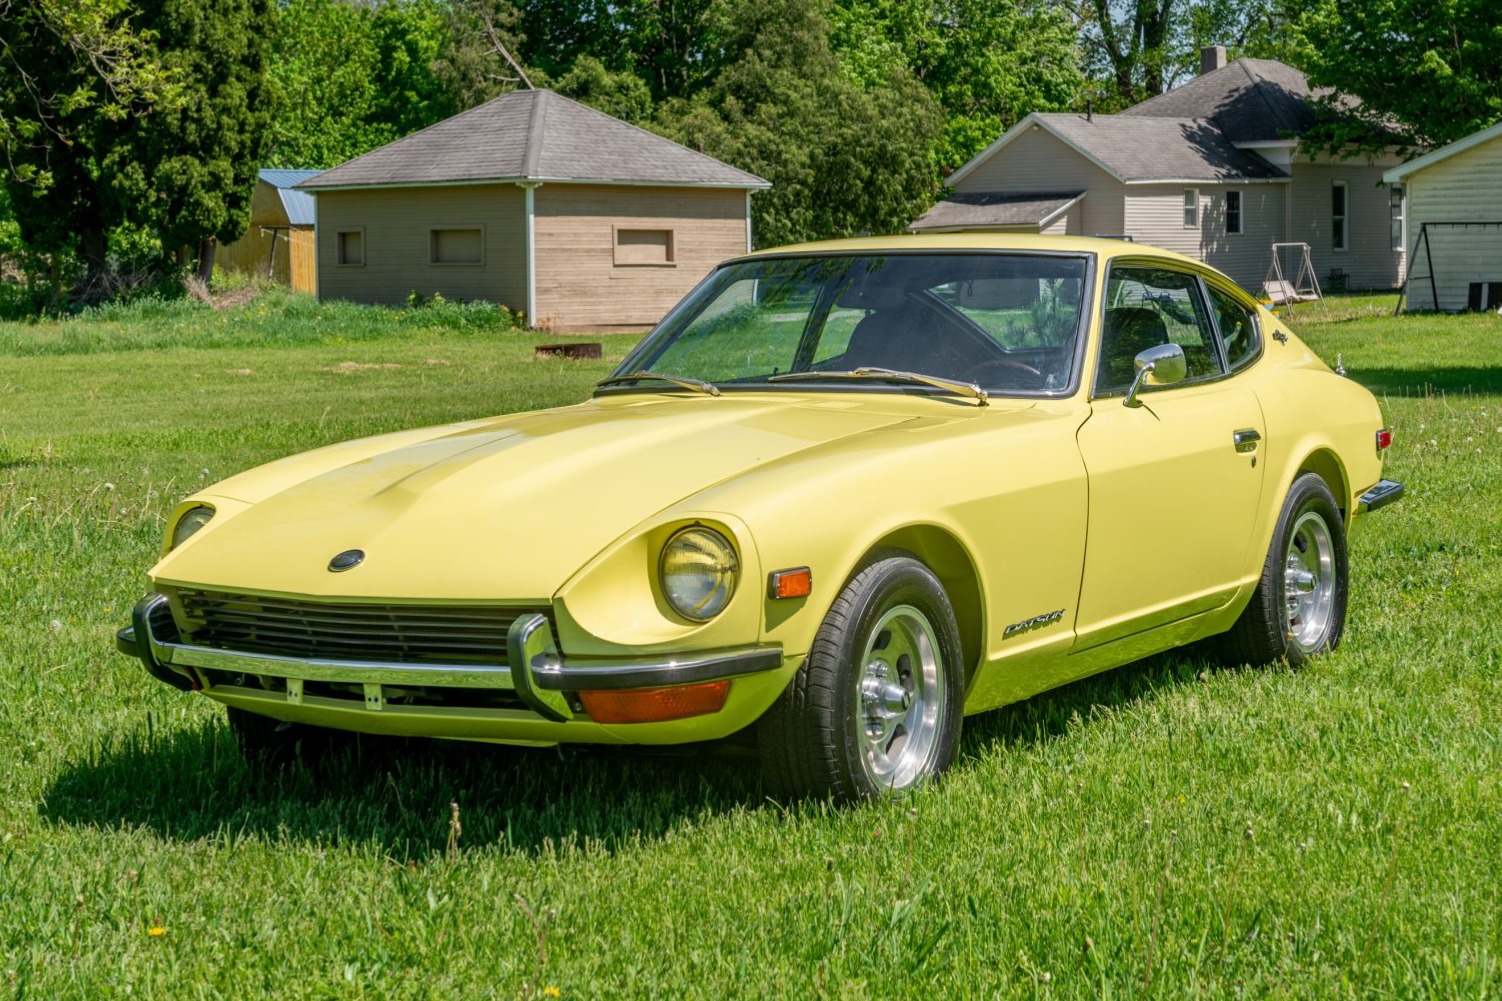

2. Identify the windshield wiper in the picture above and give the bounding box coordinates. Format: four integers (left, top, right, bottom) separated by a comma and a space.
766, 367, 988, 406
596, 370, 721, 396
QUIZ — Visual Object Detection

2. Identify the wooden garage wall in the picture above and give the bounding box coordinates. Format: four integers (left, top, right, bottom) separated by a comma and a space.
214, 180, 291, 283
1404, 135, 1502, 310
532, 184, 749, 331
314, 184, 527, 309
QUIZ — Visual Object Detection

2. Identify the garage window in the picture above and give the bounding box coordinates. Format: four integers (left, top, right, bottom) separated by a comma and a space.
1389, 185, 1405, 252
1183, 189, 1199, 228
430, 227, 483, 265
614, 227, 676, 266
337, 229, 364, 266
1332, 181, 1348, 251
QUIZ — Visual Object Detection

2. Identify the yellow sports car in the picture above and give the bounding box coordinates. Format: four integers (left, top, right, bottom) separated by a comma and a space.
116, 235, 1403, 801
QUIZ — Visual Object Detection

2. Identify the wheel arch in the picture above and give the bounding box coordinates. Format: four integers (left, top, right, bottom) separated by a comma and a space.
1296, 447, 1351, 520
851, 525, 985, 688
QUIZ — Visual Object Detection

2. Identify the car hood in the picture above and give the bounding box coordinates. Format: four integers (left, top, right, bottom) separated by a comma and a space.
152, 394, 944, 600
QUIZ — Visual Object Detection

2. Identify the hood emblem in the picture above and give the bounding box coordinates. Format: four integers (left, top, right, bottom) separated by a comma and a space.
328, 549, 365, 572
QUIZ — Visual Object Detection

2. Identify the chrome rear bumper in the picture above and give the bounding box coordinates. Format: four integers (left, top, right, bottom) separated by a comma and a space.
1358, 479, 1405, 513
116, 593, 782, 722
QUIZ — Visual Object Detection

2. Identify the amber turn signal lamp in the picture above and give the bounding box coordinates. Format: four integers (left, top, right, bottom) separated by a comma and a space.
578, 680, 730, 724
1375, 428, 1393, 451
768, 566, 812, 599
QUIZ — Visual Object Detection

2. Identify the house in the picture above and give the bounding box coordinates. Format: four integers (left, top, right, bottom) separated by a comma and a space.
298, 89, 769, 331
913, 48, 1409, 293
1383, 120, 1502, 311
213, 169, 319, 293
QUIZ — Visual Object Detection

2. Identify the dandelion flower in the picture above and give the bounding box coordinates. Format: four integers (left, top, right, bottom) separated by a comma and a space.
543, 988, 561, 998
148, 925, 166, 937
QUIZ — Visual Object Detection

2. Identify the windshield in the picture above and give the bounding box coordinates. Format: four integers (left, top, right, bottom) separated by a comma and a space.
611, 253, 1091, 396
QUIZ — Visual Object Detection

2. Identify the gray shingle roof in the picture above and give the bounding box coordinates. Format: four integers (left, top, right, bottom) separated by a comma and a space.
1119, 58, 1321, 143
259, 169, 319, 225
910, 192, 1084, 231
1033, 113, 1287, 181
299, 90, 768, 190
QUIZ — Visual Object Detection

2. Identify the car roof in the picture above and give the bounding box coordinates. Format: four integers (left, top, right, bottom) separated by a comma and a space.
744, 232, 1203, 268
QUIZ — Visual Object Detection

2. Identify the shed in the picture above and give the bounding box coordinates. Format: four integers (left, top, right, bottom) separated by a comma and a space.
1384, 120, 1502, 311
214, 169, 319, 293
298, 90, 769, 331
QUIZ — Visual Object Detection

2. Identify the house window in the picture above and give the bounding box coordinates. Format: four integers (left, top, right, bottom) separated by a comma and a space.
1183, 189, 1199, 228
336, 229, 364, 266
1332, 181, 1348, 251
430, 227, 483, 265
1225, 190, 1242, 234
615, 227, 675, 266
1389, 185, 1405, 252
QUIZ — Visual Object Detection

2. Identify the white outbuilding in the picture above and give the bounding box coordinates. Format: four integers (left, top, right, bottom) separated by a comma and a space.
1385, 120, 1502, 312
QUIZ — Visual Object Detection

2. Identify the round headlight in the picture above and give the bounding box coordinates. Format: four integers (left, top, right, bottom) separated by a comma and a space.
659, 526, 739, 622
170, 505, 215, 550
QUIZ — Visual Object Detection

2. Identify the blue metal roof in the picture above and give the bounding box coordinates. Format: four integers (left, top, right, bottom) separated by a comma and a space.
259, 169, 320, 226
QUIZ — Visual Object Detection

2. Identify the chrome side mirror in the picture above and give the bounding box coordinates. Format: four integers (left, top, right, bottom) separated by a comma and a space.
1123, 343, 1187, 408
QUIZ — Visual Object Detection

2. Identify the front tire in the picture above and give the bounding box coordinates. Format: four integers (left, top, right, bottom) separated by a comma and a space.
758, 556, 963, 802
1218, 472, 1348, 666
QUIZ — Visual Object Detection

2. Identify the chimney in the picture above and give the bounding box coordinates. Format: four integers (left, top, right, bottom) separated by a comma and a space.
1201, 45, 1227, 75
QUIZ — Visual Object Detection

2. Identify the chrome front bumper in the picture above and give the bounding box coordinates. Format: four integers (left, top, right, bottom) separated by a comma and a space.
116, 593, 783, 723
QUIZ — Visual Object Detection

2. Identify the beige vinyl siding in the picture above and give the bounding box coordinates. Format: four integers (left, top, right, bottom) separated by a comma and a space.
314, 185, 527, 308
1041, 201, 1083, 235
1124, 184, 1286, 292
533, 184, 748, 330
952, 125, 1126, 238
1289, 162, 1405, 290
1403, 135, 1502, 310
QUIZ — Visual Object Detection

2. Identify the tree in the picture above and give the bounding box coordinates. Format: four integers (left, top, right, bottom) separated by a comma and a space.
829, 0, 1085, 173
1298, 0, 1502, 147
0, 0, 174, 281
660, 0, 942, 246
102, 0, 276, 281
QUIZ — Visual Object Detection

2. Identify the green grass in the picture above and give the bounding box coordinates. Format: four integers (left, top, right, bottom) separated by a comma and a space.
0, 291, 1498, 998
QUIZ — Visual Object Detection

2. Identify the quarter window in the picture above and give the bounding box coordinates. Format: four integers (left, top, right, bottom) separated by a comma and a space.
1332, 181, 1348, 251
1225, 190, 1242, 234
1097, 265, 1225, 395
1205, 284, 1261, 372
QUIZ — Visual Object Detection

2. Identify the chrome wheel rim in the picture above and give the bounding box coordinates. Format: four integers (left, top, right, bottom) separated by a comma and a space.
1283, 510, 1336, 653
855, 604, 945, 792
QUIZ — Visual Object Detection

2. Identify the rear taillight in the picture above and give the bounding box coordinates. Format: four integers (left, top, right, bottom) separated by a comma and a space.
1376, 428, 1393, 451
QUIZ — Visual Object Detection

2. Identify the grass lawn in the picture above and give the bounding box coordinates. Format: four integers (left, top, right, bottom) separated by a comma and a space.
0, 291, 1497, 998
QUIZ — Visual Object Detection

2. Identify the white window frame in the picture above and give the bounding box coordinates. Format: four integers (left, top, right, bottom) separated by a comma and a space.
428, 225, 485, 266
1332, 181, 1348, 252
1389, 184, 1405, 253
1183, 188, 1199, 229
336, 228, 365, 267
1225, 190, 1242, 235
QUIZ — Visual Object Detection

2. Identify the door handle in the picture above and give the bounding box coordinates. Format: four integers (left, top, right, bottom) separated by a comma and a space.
1233, 429, 1261, 453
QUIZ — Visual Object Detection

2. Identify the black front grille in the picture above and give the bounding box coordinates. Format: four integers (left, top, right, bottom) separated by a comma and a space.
174, 589, 544, 665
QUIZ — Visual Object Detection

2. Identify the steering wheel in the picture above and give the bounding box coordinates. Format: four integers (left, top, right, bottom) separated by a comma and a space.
968, 357, 1044, 383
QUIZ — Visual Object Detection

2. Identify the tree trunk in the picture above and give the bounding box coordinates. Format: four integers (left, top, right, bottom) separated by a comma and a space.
194, 238, 216, 286
79, 226, 109, 284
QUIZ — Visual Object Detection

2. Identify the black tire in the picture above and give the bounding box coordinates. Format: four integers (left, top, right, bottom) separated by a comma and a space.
1217, 471, 1348, 666
226, 707, 350, 768
758, 556, 964, 802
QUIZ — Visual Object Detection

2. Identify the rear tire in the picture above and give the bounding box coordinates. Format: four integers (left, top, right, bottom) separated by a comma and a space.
1217, 472, 1348, 666
759, 556, 963, 802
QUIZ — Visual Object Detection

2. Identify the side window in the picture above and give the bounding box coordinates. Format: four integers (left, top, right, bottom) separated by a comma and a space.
1097, 265, 1225, 394
1205, 284, 1261, 372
